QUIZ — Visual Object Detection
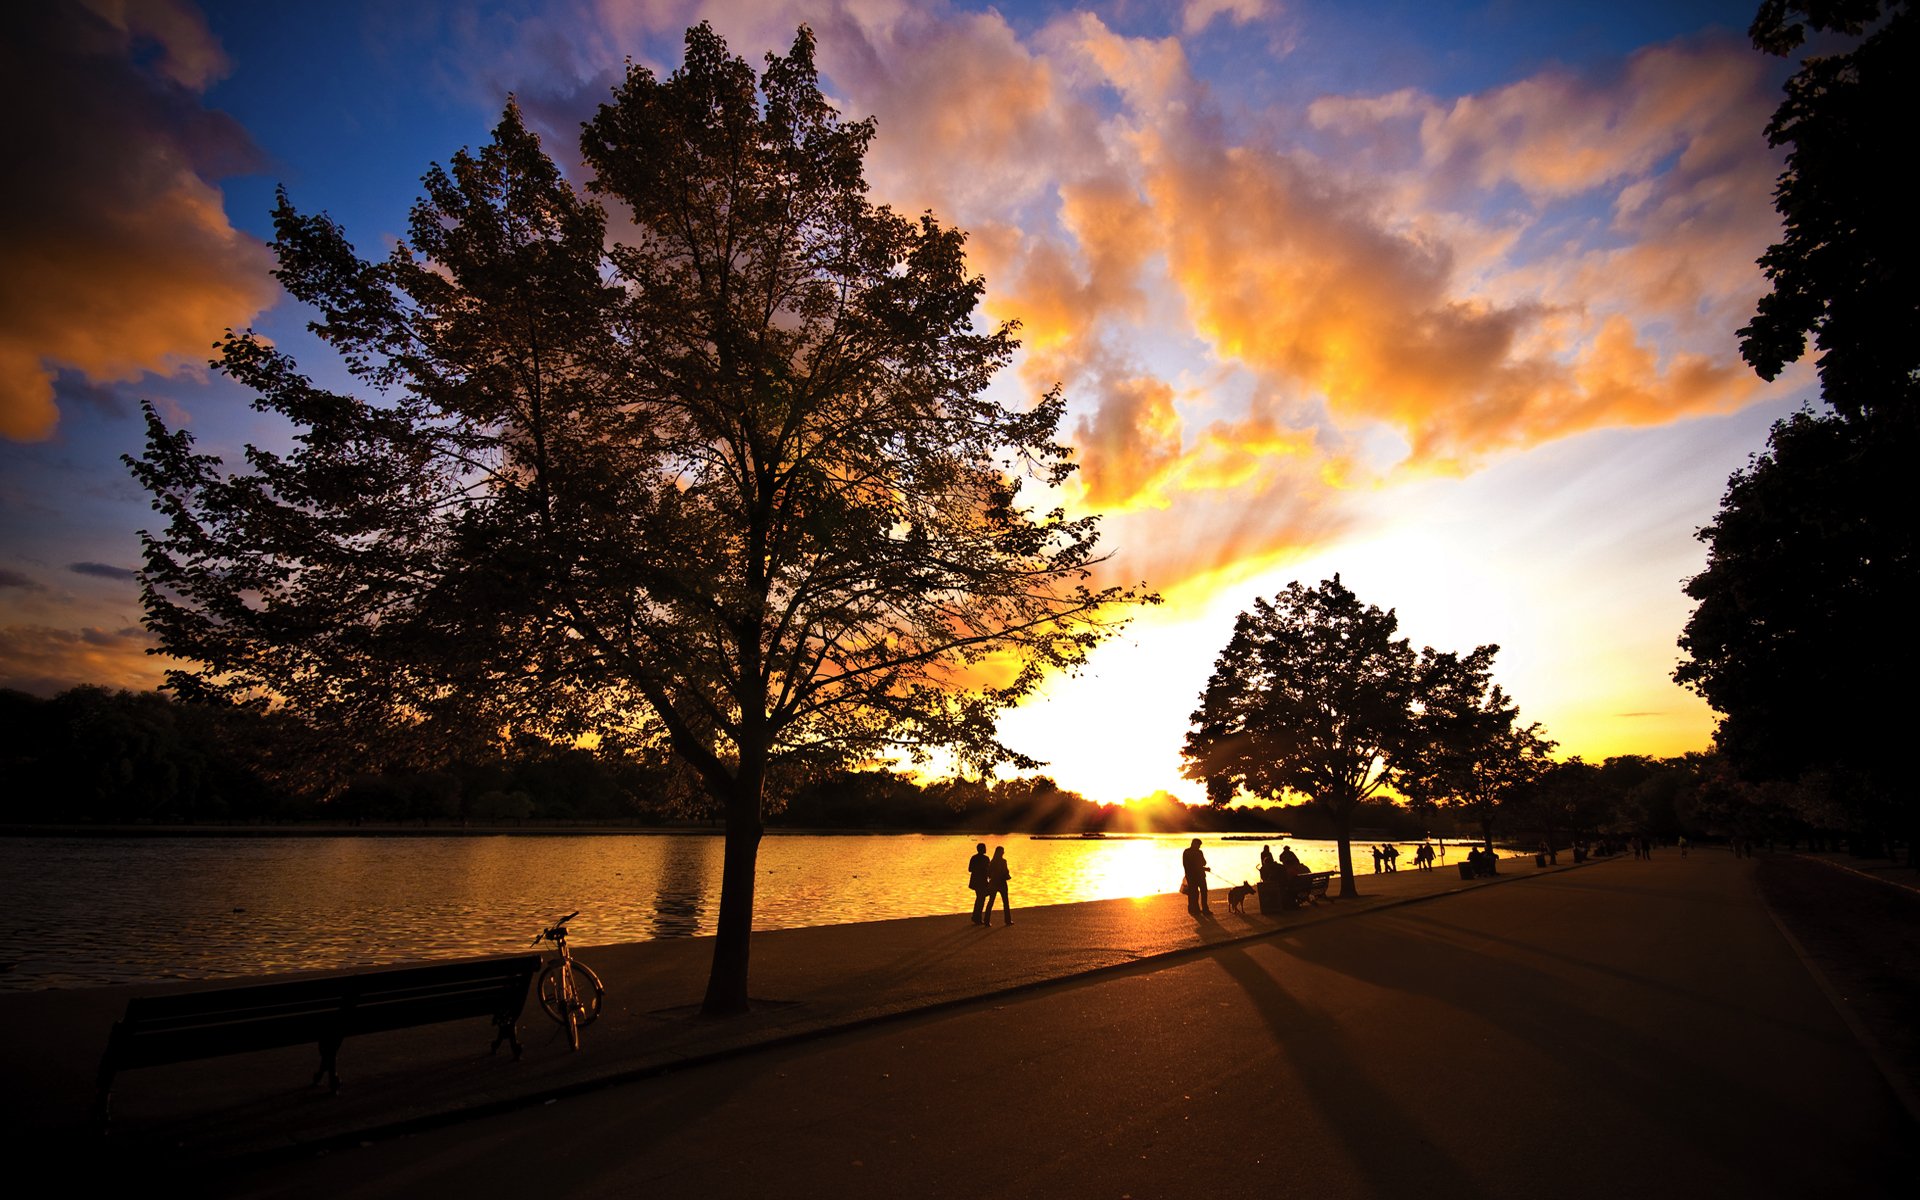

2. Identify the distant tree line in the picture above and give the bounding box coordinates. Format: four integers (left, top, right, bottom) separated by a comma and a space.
0, 687, 673, 825
7, 687, 1860, 852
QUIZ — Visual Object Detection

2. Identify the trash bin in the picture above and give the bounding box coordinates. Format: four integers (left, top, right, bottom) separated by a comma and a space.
1457, 861, 1474, 881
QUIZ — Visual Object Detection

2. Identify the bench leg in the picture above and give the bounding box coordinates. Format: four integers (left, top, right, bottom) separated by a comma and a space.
314, 1035, 342, 1093
95, 1055, 117, 1133
492, 1016, 523, 1061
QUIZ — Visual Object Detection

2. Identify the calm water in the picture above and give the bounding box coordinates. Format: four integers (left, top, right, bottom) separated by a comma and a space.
0, 832, 1439, 991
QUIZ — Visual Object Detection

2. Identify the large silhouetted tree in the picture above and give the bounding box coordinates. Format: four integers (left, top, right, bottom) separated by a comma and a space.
1676, 410, 1912, 846
129, 25, 1146, 1013
1741, 0, 1918, 420
1398, 648, 1553, 853
1182, 576, 1422, 897
1678, 2, 1919, 862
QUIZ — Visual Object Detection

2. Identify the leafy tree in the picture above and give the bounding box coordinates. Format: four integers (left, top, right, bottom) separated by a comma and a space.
1399, 648, 1554, 853
1741, 1, 1919, 421
129, 25, 1144, 1014
1182, 576, 1421, 897
1680, 3, 1919, 863
1675, 409, 1913, 851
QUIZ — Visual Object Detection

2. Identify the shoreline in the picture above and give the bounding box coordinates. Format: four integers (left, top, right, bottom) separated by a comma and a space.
0, 821, 1492, 843
0, 848, 1565, 1161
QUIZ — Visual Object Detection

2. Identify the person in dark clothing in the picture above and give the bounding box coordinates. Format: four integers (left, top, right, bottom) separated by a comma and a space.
968, 842, 991, 925
1182, 838, 1211, 914
982, 845, 1013, 925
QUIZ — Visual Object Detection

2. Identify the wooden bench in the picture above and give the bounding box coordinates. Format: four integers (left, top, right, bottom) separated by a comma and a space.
1256, 871, 1334, 913
96, 953, 542, 1122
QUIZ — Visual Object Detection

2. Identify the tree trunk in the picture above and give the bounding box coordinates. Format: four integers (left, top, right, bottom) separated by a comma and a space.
700, 774, 764, 1016
1333, 806, 1358, 898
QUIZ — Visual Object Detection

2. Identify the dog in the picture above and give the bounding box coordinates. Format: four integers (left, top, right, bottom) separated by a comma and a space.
1226, 881, 1255, 913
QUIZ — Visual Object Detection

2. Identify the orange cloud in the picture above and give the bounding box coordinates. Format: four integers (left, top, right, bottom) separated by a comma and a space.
1415, 38, 1772, 200
0, 623, 164, 695
0, 1, 276, 440
1073, 375, 1183, 509
1183, 0, 1273, 36
565, 5, 1787, 597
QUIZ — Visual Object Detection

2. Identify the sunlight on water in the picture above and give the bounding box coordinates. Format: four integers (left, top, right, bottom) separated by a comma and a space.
0, 832, 1452, 990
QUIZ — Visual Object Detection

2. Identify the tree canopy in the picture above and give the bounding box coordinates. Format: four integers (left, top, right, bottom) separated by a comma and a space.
129, 24, 1146, 1013
1740, 0, 1918, 421
1675, 410, 1913, 830
1676, 2, 1919, 862
1185, 577, 1432, 895
1398, 649, 1553, 851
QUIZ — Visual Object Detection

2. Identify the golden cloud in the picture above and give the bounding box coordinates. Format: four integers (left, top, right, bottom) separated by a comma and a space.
0, 1, 276, 440
0, 623, 164, 695
569, 6, 1787, 598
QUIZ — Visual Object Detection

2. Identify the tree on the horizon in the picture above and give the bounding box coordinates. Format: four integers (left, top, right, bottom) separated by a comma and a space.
1181, 576, 1424, 898
129, 24, 1148, 1014
1397, 647, 1553, 854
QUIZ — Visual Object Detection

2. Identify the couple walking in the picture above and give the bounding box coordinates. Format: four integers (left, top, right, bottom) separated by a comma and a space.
968, 843, 1013, 925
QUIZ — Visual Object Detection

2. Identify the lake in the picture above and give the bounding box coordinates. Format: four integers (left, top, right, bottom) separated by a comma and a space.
0, 831, 1457, 991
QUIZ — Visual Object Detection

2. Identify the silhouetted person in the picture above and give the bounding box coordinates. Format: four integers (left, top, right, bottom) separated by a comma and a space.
1371, 845, 1383, 873
1259, 844, 1281, 882
1385, 843, 1399, 872
982, 846, 1013, 925
1183, 838, 1211, 914
968, 842, 991, 925
1277, 843, 1308, 907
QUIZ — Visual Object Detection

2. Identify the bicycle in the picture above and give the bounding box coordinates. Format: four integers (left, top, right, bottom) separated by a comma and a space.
532, 910, 605, 1050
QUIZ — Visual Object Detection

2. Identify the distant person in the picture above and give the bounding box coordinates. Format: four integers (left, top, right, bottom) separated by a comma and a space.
1370, 845, 1382, 874
1183, 838, 1211, 915
1385, 843, 1399, 873
1259, 845, 1281, 882
1279, 844, 1305, 876
1679, 835, 1689, 858
968, 842, 991, 925
982, 846, 1013, 925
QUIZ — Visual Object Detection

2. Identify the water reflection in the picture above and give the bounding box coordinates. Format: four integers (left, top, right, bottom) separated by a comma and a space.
0, 832, 1382, 991
650, 836, 714, 937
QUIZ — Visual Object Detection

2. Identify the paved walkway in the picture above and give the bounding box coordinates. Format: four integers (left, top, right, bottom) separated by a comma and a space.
0, 853, 1537, 1160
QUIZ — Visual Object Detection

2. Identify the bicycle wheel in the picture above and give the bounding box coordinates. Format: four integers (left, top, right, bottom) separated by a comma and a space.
537, 959, 574, 1025
568, 962, 605, 1028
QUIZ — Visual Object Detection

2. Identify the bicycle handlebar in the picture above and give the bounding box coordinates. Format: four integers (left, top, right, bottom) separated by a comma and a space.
531, 910, 581, 946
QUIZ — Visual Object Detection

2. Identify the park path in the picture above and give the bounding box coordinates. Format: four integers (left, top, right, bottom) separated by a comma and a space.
207, 850, 1912, 1198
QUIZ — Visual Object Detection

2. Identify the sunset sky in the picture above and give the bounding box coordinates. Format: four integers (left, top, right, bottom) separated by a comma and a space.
0, 0, 1814, 805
